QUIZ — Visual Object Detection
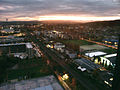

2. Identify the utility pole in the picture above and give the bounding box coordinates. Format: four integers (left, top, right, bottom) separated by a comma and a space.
112, 35, 120, 90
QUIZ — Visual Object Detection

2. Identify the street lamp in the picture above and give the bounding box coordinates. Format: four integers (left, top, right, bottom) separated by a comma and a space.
62, 74, 69, 80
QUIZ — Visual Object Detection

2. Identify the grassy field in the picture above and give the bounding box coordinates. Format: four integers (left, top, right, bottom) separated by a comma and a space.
7, 58, 52, 80
80, 44, 108, 50
56, 39, 116, 54
58, 39, 94, 46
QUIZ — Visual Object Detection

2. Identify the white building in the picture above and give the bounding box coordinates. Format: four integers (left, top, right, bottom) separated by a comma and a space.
92, 53, 117, 67
54, 42, 65, 52
100, 54, 117, 67
26, 43, 33, 58
85, 51, 107, 57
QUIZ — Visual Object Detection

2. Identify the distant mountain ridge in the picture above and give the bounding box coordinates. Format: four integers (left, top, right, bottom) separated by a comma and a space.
85, 20, 120, 26
0, 19, 120, 25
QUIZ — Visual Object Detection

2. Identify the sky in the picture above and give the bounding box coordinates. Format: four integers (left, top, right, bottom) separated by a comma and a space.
0, 0, 120, 21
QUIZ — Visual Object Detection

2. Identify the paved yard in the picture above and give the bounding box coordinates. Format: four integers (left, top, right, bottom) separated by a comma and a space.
0, 75, 63, 90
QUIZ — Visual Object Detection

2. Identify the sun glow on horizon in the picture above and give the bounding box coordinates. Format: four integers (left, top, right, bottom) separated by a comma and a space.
38, 16, 120, 21
15, 15, 120, 22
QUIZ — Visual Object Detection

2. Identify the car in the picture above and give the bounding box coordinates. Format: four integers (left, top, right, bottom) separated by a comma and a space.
77, 66, 86, 72
107, 72, 113, 76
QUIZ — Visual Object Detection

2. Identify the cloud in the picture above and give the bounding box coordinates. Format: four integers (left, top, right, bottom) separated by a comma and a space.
0, 0, 120, 21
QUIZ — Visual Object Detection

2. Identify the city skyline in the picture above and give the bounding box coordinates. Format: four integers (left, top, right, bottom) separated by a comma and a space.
0, 0, 120, 21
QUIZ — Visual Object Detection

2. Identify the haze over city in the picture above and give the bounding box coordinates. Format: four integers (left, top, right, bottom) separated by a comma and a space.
0, 0, 120, 21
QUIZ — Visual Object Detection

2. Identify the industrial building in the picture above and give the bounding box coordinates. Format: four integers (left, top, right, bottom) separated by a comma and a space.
103, 39, 118, 47
95, 54, 117, 68
74, 58, 100, 72
0, 43, 33, 59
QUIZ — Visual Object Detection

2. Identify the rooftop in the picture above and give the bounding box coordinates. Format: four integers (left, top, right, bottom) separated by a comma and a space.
85, 51, 107, 57
0, 29, 14, 33
0, 43, 33, 48
75, 58, 100, 71
104, 53, 117, 58
26, 43, 33, 48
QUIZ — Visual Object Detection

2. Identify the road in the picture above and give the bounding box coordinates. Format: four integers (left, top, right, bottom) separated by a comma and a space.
30, 36, 109, 90
27, 32, 110, 90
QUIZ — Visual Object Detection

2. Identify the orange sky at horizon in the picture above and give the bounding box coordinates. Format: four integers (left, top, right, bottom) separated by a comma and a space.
14, 15, 120, 22
1, 0, 120, 22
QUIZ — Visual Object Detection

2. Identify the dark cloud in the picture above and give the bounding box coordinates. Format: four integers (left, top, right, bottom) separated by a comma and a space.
0, 0, 120, 21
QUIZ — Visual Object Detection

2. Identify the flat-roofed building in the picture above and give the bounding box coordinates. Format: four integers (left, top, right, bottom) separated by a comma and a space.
0, 29, 14, 34
92, 53, 117, 68
0, 43, 33, 58
85, 51, 107, 57
74, 58, 100, 72
26, 43, 33, 58
100, 54, 117, 67
54, 42, 65, 52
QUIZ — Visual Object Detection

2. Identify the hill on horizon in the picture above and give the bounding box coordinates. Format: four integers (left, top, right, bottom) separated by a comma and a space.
0, 19, 120, 25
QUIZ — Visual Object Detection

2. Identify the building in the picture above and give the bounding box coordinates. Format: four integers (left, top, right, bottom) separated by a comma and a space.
100, 54, 116, 67
14, 53, 28, 59
26, 43, 33, 58
0, 29, 14, 34
0, 37, 24, 43
54, 42, 65, 52
65, 49, 77, 59
103, 39, 118, 47
74, 58, 100, 72
85, 51, 107, 58
0, 43, 33, 59
92, 53, 117, 68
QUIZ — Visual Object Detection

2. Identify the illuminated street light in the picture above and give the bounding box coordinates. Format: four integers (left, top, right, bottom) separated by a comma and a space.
62, 74, 69, 80
110, 78, 113, 81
